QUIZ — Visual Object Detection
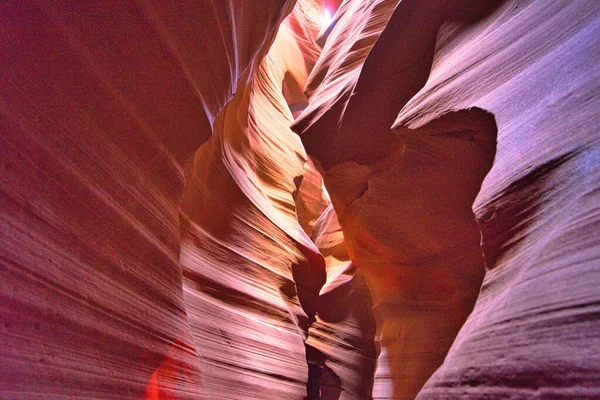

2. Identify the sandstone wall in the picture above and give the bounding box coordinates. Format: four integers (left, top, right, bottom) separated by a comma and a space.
0, 1, 294, 398
1, 0, 598, 399
294, 0, 600, 398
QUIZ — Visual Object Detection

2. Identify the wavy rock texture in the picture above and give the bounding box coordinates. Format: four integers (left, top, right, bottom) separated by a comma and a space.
179, 3, 379, 398
295, 0, 600, 398
2, 0, 599, 399
294, 0, 401, 137
178, 8, 322, 398
0, 1, 294, 398
295, 0, 494, 398
394, 1, 600, 398
304, 204, 378, 399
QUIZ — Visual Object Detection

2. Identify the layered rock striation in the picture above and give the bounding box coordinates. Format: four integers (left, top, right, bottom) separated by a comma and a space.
1, 0, 599, 399
294, 0, 600, 398
0, 1, 296, 398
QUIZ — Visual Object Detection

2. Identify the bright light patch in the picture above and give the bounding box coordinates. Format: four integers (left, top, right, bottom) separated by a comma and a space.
322, 8, 333, 25
321, 183, 331, 203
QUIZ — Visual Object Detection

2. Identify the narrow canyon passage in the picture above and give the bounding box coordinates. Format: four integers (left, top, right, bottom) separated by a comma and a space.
1, 1, 599, 399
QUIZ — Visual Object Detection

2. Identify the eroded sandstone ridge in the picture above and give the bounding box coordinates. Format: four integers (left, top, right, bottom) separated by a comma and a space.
294, 0, 600, 398
1, 0, 599, 399
1, 1, 296, 398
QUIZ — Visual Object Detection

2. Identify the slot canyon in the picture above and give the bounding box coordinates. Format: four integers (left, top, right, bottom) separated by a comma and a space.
1, 0, 599, 399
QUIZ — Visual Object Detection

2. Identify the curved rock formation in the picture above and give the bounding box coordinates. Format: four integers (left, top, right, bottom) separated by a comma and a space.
1, 0, 599, 399
178, 9, 321, 395
294, 0, 599, 398
293, 1, 498, 398
0, 1, 294, 398
304, 204, 378, 399
396, 1, 600, 398
179, 3, 380, 398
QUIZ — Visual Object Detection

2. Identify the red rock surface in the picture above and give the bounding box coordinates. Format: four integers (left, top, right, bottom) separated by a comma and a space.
294, 1, 494, 397
294, 0, 599, 398
1, 1, 295, 398
1, 0, 599, 399
397, 1, 600, 398
178, 6, 322, 396
179, 3, 378, 397
304, 204, 378, 399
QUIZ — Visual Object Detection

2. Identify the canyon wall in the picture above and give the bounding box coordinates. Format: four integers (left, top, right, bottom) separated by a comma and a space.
178, 6, 322, 397
294, 1, 496, 397
402, 1, 600, 398
294, 0, 600, 398
1, 0, 599, 399
179, 3, 377, 397
0, 1, 296, 398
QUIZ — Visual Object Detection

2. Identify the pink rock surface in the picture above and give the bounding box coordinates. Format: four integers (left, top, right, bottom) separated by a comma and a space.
0, 1, 294, 398
2, 0, 598, 398
179, 4, 378, 397
294, 0, 599, 398
178, 2, 319, 397
294, 1, 494, 398
394, 1, 600, 398
305, 204, 378, 399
